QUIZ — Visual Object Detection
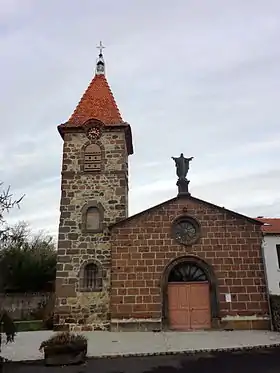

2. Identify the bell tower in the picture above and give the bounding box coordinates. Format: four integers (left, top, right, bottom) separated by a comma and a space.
54, 42, 133, 331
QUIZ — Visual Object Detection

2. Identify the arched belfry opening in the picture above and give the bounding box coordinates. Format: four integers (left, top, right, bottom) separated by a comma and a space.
162, 256, 219, 330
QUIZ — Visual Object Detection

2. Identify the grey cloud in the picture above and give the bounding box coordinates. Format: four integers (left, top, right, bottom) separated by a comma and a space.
130, 169, 280, 219
1, 0, 280, 235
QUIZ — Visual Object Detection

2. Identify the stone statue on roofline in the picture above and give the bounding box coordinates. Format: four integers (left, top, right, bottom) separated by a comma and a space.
171, 153, 194, 196
172, 153, 193, 180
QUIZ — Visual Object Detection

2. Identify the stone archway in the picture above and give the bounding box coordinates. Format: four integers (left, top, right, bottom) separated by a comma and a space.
161, 256, 219, 330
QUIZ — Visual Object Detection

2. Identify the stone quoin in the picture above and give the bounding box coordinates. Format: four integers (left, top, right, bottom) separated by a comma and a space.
54, 43, 269, 332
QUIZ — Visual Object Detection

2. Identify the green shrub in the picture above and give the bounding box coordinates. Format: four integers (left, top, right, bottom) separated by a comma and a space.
0, 222, 56, 293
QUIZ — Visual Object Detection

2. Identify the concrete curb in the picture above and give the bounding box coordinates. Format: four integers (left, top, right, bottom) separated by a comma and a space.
5, 342, 280, 364
92, 342, 280, 359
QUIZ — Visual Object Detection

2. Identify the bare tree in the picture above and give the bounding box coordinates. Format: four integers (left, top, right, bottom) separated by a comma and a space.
0, 182, 24, 242
0, 182, 24, 363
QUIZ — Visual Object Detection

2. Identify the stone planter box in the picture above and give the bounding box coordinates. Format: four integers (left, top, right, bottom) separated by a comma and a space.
43, 344, 87, 366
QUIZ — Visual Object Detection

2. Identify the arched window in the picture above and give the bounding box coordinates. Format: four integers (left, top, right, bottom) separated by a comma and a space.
81, 202, 104, 233
80, 262, 103, 292
84, 144, 101, 172
168, 262, 207, 282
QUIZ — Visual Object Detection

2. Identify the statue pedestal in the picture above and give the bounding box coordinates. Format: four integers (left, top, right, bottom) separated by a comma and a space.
177, 178, 190, 196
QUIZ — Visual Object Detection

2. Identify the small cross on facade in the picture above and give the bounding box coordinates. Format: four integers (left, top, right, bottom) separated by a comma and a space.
97, 41, 105, 55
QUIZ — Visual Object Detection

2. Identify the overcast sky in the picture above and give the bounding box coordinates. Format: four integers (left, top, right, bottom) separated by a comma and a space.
1, 0, 280, 237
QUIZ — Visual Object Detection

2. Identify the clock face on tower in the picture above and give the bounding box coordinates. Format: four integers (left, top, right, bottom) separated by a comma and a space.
87, 126, 102, 141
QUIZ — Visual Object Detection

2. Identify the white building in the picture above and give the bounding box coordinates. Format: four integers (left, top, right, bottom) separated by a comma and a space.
257, 218, 280, 295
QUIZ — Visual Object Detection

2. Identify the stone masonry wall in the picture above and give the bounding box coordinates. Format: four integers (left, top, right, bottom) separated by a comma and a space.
110, 197, 269, 329
0, 292, 51, 321
55, 128, 128, 331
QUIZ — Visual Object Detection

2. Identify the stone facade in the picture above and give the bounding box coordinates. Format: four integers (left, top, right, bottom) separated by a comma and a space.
55, 127, 128, 331
110, 196, 270, 331
54, 53, 270, 332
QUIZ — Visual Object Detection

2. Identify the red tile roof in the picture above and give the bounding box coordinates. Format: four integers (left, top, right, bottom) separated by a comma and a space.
68, 74, 123, 126
255, 218, 280, 234
57, 57, 134, 154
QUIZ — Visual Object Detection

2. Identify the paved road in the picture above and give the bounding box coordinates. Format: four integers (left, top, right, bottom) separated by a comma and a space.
2, 330, 280, 361
3, 346, 280, 373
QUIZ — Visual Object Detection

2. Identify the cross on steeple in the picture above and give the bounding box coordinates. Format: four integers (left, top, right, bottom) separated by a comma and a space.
97, 41, 105, 56
95, 41, 105, 75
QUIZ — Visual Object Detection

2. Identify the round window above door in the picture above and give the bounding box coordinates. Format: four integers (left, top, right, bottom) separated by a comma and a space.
171, 216, 200, 246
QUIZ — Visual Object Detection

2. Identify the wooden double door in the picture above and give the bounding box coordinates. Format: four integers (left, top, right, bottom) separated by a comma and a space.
168, 282, 211, 330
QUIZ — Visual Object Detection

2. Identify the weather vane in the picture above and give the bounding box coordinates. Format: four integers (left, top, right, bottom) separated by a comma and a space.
97, 41, 105, 55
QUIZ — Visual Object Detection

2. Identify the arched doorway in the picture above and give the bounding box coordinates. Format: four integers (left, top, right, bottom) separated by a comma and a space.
162, 256, 219, 330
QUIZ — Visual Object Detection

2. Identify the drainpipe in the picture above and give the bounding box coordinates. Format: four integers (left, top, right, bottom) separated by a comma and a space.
261, 237, 273, 331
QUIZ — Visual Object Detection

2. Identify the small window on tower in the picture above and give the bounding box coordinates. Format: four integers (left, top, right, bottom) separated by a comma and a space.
81, 201, 104, 233
84, 143, 102, 172
80, 262, 103, 292
86, 207, 100, 231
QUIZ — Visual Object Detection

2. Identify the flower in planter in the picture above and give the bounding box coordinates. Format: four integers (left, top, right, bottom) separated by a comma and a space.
39, 332, 88, 353
39, 332, 88, 366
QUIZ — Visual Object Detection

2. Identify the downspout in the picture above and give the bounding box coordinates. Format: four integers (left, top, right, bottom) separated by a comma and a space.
260, 236, 274, 331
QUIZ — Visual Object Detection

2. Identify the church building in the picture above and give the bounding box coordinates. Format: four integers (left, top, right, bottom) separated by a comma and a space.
54, 46, 270, 332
